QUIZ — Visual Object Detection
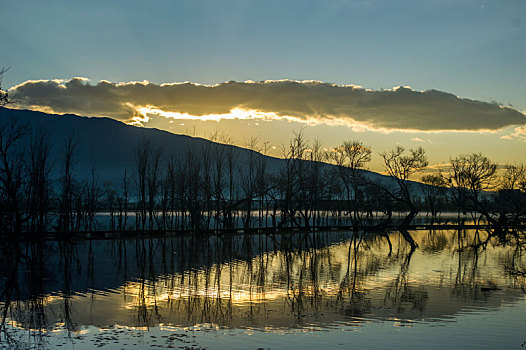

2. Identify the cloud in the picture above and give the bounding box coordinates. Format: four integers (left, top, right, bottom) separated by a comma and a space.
501, 126, 526, 141
410, 137, 433, 143
8, 78, 526, 131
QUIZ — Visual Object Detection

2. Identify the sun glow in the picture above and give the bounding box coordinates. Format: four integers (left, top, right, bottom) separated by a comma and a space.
128, 104, 505, 135
130, 105, 376, 131
133, 105, 323, 125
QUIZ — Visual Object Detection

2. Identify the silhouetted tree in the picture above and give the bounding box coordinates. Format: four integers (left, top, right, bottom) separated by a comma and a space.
27, 126, 53, 232
224, 137, 238, 229
239, 137, 260, 229
448, 153, 497, 225
103, 180, 117, 230
147, 146, 163, 229
200, 142, 213, 229
301, 138, 327, 229
0, 119, 28, 232
421, 174, 447, 220
135, 138, 150, 230
210, 133, 227, 230
184, 147, 203, 230
329, 140, 372, 229
160, 158, 175, 230
57, 134, 78, 232
117, 169, 130, 230
84, 163, 100, 231
497, 164, 526, 223
380, 146, 428, 248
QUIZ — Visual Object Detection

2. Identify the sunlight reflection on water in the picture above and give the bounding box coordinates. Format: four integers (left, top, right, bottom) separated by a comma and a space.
0, 229, 525, 349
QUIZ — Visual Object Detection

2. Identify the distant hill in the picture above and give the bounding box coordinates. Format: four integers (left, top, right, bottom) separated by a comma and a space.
0, 107, 393, 187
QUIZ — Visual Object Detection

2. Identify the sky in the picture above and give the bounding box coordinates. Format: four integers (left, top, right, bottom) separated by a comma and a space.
1, 0, 525, 171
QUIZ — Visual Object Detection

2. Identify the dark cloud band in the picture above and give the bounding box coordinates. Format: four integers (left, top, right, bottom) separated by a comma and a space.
9, 78, 526, 131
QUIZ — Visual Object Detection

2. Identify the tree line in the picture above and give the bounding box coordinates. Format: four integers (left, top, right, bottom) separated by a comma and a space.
0, 114, 525, 234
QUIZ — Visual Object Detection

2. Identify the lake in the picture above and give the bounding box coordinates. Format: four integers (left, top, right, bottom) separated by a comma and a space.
0, 229, 525, 349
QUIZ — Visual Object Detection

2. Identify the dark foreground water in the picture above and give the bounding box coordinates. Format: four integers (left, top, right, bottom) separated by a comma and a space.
0, 229, 525, 349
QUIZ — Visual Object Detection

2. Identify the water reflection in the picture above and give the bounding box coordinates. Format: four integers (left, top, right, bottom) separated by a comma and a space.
0, 229, 525, 348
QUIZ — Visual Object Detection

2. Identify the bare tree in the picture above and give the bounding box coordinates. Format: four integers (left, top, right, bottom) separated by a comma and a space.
276, 130, 309, 229
117, 169, 130, 230
85, 163, 100, 231
147, 146, 163, 229
421, 174, 447, 220
175, 155, 188, 229
256, 138, 270, 228
103, 180, 116, 230
380, 146, 428, 248
300, 138, 327, 229
239, 137, 260, 229
329, 140, 372, 229
0, 68, 30, 233
500, 164, 526, 191
0, 119, 28, 232
497, 164, 526, 224
448, 153, 497, 225
200, 142, 213, 229
212, 141, 225, 230
135, 138, 150, 230
184, 147, 203, 231
133, 137, 164, 230
160, 158, 175, 230
210, 132, 230, 230
381, 146, 428, 227
57, 134, 78, 232
224, 137, 238, 229
27, 126, 53, 232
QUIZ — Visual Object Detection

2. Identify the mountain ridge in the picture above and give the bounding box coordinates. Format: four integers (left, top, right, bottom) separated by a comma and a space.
0, 107, 392, 186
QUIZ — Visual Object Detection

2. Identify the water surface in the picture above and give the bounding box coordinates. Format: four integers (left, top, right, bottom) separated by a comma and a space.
0, 229, 525, 349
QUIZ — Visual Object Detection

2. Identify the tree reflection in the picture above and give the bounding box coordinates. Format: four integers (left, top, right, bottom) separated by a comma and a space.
0, 228, 525, 347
